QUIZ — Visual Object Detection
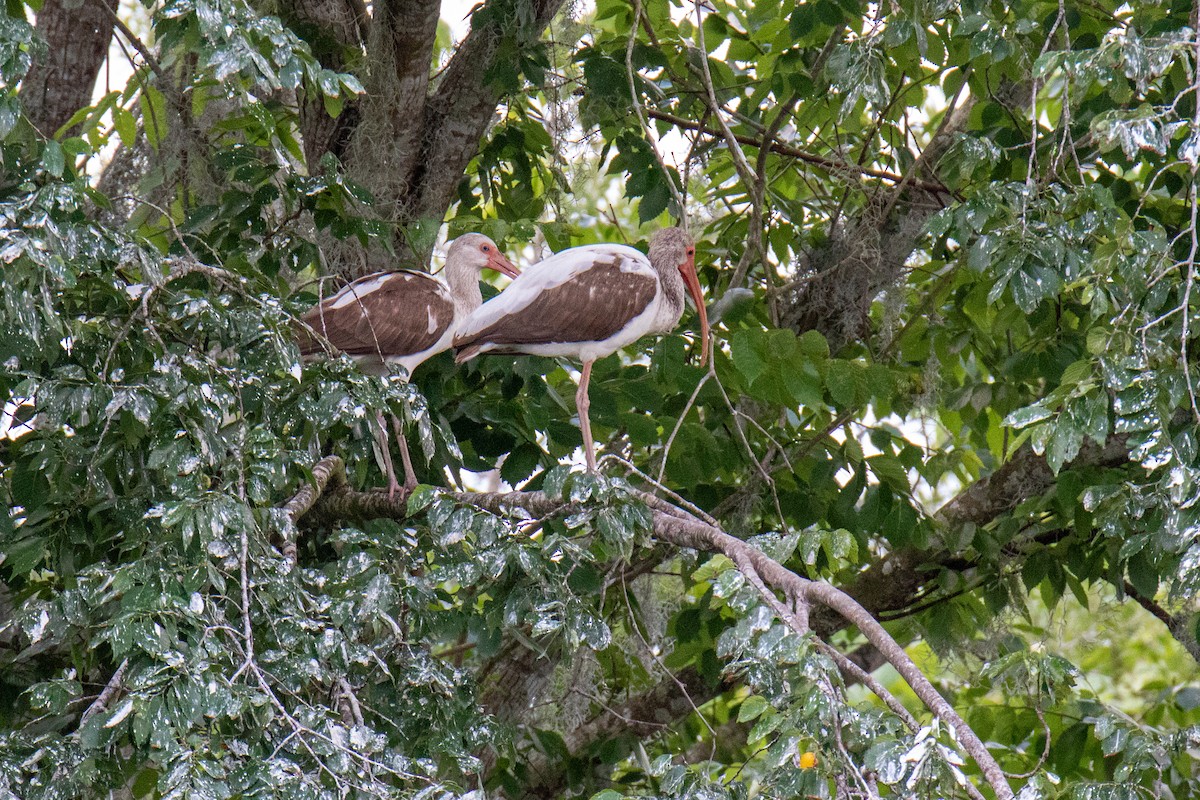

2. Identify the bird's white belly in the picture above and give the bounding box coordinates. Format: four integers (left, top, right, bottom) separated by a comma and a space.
347, 322, 459, 379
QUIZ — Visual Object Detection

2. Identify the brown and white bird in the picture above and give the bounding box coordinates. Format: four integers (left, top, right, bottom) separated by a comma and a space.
453, 227, 710, 472
297, 233, 519, 494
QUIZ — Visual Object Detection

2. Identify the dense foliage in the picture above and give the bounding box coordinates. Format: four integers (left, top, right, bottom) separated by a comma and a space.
1, 0, 1199, 798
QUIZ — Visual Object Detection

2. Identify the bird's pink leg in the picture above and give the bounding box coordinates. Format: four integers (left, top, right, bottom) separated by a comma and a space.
577, 360, 596, 472
389, 414, 419, 491
375, 411, 402, 499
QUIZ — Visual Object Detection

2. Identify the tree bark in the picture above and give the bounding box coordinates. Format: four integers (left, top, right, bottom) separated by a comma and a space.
373, 0, 442, 195
21, 0, 118, 137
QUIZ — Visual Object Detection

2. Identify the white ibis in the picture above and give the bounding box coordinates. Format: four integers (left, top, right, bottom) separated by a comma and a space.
297, 233, 519, 495
452, 227, 710, 471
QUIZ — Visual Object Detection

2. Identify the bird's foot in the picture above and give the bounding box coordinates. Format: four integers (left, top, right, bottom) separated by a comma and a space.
385, 476, 403, 500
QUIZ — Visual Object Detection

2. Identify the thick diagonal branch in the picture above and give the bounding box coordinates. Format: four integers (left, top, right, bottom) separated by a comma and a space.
450, 490, 1013, 798
290, 480, 1016, 799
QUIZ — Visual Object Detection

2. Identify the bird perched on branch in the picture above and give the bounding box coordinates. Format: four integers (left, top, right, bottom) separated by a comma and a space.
297, 233, 519, 495
453, 227, 710, 471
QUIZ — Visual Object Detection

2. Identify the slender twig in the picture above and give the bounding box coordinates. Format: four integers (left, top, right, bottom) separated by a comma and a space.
229, 372, 257, 686
644, 108, 950, 193
90, 0, 168, 83
621, 573, 718, 746
813, 640, 918, 731
655, 369, 711, 485
601, 454, 720, 526
878, 65, 970, 224
1004, 706, 1052, 780
726, 92, 799, 290
691, 1, 757, 188
626, 0, 689, 225
1183, 0, 1200, 422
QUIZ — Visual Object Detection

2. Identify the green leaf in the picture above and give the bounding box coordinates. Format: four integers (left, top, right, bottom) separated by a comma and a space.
1046, 419, 1083, 474
142, 84, 168, 149
407, 484, 439, 514
41, 139, 64, 177
737, 695, 770, 722
1177, 687, 1200, 711
113, 106, 137, 145
543, 465, 572, 500
729, 329, 767, 385
501, 442, 541, 484
826, 360, 865, 407
1126, 551, 1159, 598
638, 176, 671, 224
582, 54, 629, 101
0, 95, 19, 138
1005, 402, 1053, 429
796, 329, 829, 359
867, 454, 909, 491
1051, 723, 1089, 773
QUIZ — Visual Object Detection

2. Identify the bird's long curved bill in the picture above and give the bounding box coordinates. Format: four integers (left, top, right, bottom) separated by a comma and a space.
488, 250, 521, 279
680, 255, 710, 367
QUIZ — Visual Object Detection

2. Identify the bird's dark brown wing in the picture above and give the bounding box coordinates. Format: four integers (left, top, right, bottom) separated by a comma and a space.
297, 271, 454, 359
454, 259, 657, 352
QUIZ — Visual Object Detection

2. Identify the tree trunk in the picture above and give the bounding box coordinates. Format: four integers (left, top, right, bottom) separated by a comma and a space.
283, 0, 368, 167
22, 0, 118, 137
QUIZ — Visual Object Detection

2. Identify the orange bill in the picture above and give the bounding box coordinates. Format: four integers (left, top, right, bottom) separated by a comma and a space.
679, 251, 710, 367
487, 249, 520, 279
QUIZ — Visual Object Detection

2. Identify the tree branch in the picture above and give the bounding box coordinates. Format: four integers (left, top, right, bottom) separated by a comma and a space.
279, 454, 350, 562
1121, 580, 1200, 663
411, 0, 569, 223
280, 421, 1157, 798
642, 507, 1015, 800
779, 96, 976, 350
78, 658, 129, 730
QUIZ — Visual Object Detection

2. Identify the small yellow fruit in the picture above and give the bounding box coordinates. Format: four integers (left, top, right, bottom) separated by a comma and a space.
798, 751, 817, 770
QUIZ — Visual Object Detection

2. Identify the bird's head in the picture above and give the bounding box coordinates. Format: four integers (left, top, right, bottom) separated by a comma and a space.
650, 227, 711, 368
447, 233, 520, 279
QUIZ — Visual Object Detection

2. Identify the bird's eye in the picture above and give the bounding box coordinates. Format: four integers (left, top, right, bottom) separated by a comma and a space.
482, 245, 491, 252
